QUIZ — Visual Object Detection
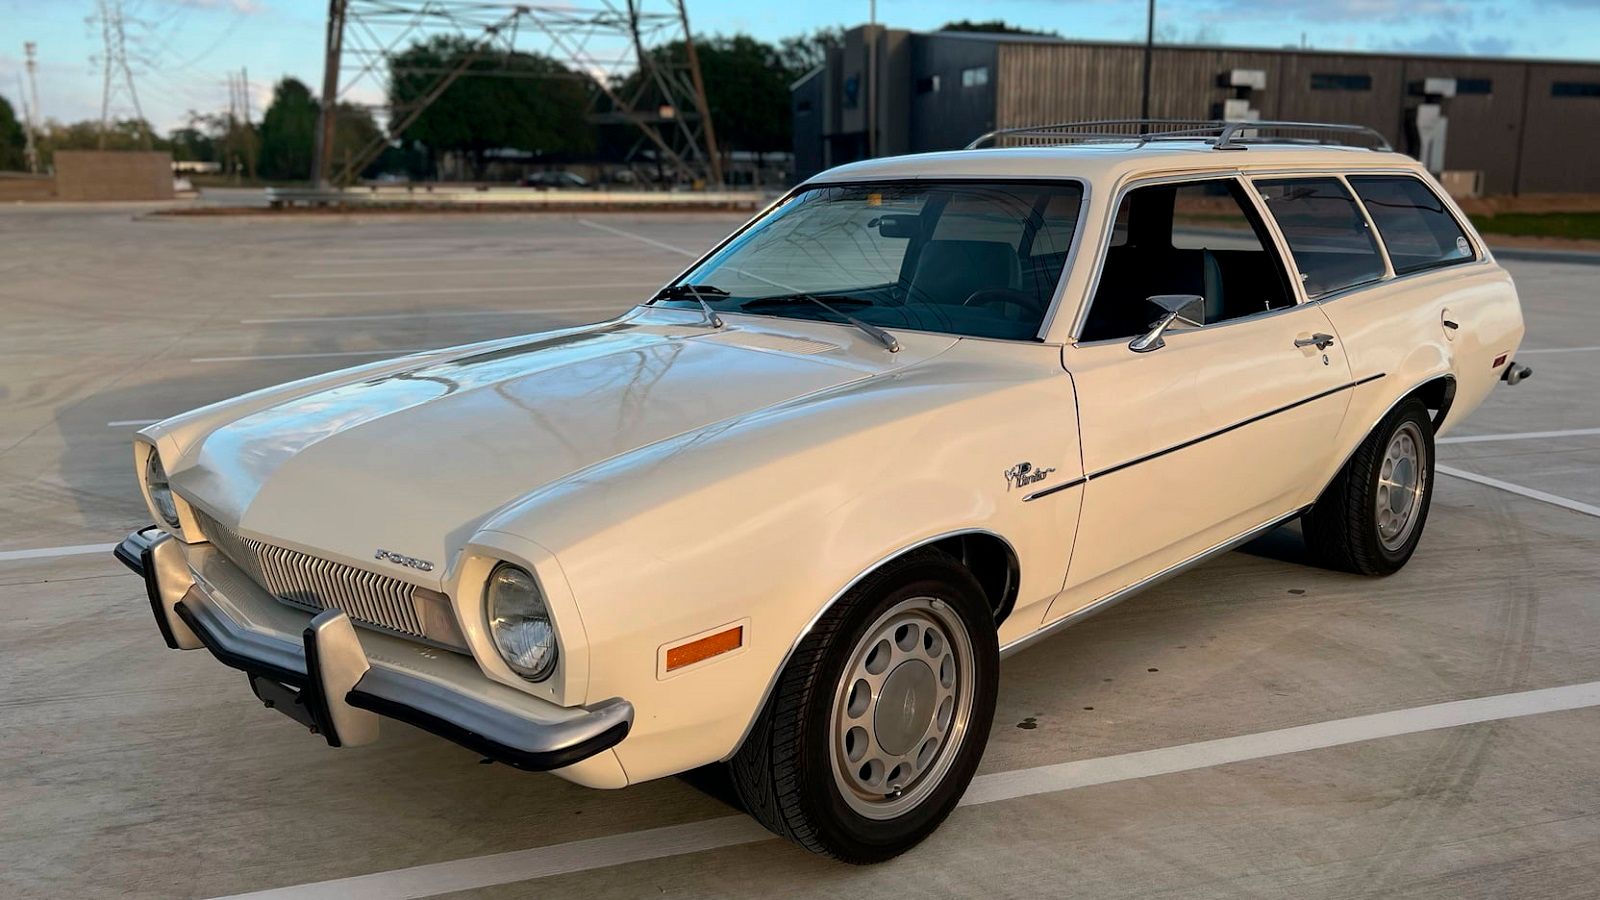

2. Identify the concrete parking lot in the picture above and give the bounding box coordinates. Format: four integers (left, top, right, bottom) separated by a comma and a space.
2, 203, 1598, 899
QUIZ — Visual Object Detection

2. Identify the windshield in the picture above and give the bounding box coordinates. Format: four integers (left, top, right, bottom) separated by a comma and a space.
656, 180, 1085, 341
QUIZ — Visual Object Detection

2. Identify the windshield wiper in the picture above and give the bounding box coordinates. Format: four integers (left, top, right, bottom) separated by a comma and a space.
653, 283, 728, 329
742, 293, 899, 353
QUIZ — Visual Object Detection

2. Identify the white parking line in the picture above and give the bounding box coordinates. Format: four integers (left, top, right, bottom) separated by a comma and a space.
242, 306, 620, 325
270, 281, 656, 300
1438, 464, 1600, 518
107, 418, 160, 428
0, 542, 117, 563
212, 680, 1600, 900
1440, 427, 1600, 444
191, 349, 428, 363
293, 267, 663, 280
1518, 345, 1600, 355
578, 218, 697, 256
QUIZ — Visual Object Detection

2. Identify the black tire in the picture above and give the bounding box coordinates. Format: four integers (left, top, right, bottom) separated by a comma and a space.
1303, 397, 1435, 576
730, 550, 999, 863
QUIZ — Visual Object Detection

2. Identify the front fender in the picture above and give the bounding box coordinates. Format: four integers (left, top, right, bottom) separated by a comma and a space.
483, 342, 1082, 783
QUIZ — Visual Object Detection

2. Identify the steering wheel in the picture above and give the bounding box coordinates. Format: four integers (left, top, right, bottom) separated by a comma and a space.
962, 288, 1048, 317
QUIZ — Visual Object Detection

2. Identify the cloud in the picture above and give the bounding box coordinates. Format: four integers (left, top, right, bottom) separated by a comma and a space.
162, 0, 266, 13
1376, 30, 1517, 56
1192, 0, 1473, 24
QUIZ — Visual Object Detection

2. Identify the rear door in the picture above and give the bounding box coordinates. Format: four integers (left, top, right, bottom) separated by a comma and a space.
1047, 175, 1366, 622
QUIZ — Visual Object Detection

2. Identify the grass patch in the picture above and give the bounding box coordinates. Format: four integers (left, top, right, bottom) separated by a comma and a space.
1468, 212, 1600, 241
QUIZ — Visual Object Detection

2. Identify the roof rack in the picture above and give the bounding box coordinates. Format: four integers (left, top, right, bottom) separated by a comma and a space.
965, 119, 1392, 152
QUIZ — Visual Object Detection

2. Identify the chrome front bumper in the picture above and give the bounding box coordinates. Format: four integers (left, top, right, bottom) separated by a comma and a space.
116, 526, 632, 772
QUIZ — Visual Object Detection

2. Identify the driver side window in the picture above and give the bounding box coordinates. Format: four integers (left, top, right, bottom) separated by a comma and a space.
1080, 179, 1295, 342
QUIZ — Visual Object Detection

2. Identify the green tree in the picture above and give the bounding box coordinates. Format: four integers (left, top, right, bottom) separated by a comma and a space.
257, 78, 317, 180
777, 27, 844, 78
388, 37, 594, 179
35, 118, 167, 167
939, 20, 1059, 36
618, 35, 795, 158
0, 95, 27, 170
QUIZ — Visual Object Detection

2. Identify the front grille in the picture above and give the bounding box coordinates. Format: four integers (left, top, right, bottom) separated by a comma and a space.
192, 508, 426, 639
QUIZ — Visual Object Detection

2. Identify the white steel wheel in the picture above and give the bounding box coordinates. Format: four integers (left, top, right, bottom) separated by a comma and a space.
1375, 420, 1428, 552
829, 597, 976, 820
729, 550, 999, 863
1303, 396, 1436, 576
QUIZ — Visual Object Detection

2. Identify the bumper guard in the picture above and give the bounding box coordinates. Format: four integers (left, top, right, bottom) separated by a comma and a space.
116, 527, 632, 772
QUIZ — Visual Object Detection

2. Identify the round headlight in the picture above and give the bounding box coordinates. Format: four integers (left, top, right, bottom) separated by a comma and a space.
144, 451, 181, 529
486, 563, 558, 681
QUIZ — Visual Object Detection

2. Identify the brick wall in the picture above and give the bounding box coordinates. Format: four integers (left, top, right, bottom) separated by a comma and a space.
53, 151, 173, 201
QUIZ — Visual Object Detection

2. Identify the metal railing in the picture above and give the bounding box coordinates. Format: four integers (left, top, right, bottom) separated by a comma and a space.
965, 119, 1392, 152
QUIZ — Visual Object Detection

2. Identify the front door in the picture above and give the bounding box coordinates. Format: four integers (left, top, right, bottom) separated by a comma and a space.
1046, 176, 1365, 622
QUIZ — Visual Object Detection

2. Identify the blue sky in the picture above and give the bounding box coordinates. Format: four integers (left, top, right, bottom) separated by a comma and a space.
3, 0, 1598, 131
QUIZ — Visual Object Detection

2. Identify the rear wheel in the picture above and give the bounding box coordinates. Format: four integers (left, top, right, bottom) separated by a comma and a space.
1303, 397, 1435, 575
730, 551, 998, 863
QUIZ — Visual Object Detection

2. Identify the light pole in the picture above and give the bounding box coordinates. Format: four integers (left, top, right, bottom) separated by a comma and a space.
867, 0, 877, 158
1140, 0, 1155, 121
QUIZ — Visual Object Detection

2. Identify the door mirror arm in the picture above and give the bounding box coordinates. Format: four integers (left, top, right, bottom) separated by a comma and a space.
1129, 294, 1206, 353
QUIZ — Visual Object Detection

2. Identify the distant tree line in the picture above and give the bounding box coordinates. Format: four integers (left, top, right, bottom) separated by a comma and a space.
0, 21, 1049, 179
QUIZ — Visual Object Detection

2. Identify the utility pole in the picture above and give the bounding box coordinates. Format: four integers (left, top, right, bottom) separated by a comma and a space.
311, 0, 348, 188
867, 0, 877, 159
1140, 0, 1156, 121
21, 42, 41, 173
240, 67, 256, 180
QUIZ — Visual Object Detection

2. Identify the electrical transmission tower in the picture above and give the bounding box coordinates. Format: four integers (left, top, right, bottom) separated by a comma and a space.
20, 42, 42, 173
92, 0, 151, 150
310, 0, 722, 188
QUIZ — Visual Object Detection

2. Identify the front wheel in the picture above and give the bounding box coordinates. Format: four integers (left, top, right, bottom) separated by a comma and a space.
1303, 397, 1435, 575
730, 551, 998, 863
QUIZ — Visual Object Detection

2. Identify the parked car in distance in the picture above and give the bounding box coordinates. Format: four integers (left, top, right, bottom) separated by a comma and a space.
119, 120, 1529, 863
519, 170, 589, 188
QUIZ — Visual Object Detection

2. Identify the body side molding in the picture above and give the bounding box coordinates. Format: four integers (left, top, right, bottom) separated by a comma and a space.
1024, 373, 1386, 501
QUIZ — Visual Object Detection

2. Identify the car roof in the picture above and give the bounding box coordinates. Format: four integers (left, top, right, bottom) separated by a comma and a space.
806, 141, 1426, 185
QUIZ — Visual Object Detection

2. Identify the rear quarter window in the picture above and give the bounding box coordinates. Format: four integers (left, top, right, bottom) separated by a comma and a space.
1347, 175, 1475, 275
1256, 176, 1386, 298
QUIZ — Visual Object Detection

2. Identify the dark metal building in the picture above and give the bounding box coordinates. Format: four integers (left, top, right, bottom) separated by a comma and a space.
791, 26, 1600, 194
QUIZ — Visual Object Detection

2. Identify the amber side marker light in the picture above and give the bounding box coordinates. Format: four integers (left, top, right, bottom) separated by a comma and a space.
666, 625, 744, 672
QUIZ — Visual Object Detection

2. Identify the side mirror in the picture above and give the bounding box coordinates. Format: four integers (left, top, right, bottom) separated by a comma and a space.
1129, 294, 1206, 353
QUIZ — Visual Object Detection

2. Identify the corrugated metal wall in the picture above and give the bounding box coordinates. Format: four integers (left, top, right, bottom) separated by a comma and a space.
987, 41, 1600, 194
1518, 63, 1600, 193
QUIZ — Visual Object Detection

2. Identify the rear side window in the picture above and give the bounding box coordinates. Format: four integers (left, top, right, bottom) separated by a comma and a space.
1348, 175, 1475, 275
1257, 177, 1386, 298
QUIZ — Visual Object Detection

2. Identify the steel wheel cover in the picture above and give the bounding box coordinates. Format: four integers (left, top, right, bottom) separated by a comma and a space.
828, 596, 976, 820
1376, 420, 1428, 551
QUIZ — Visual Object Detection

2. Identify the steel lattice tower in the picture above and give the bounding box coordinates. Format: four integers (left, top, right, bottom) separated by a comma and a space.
312, 0, 722, 188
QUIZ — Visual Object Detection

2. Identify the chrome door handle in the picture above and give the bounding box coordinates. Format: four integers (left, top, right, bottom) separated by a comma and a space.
1295, 333, 1336, 350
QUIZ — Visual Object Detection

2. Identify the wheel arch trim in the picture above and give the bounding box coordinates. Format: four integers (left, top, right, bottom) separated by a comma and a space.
721, 527, 1017, 761
1319, 372, 1454, 499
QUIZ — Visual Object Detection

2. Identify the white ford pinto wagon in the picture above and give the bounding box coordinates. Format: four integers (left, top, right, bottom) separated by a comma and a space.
119, 121, 1530, 862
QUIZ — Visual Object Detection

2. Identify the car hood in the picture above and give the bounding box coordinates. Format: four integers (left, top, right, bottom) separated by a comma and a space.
172, 313, 955, 585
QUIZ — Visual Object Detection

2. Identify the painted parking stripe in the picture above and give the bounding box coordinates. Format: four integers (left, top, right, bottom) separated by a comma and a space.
270, 281, 656, 300
578, 218, 697, 256
210, 680, 1600, 900
1438, 464, 1600, 518
190, 349, 431, 364
1440, 427, 1600, 444
1518, 345, 1600, 355
108, 418, 160, 428
293, 267, 665, 280
241, 305, 621, 325
0, 542, 117, 562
